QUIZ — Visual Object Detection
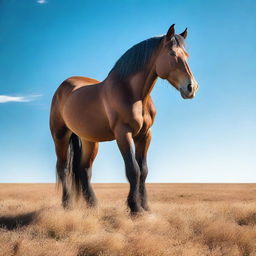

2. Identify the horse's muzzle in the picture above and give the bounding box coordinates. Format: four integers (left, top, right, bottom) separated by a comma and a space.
180, 83, 199, 99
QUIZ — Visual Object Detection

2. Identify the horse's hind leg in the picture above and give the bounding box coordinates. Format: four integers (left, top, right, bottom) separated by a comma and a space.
54, 134, 71, 208
51, 120, 71, 208
79, 139, 98, 207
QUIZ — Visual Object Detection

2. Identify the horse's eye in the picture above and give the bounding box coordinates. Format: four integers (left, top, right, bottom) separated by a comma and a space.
169, 51, 176, 56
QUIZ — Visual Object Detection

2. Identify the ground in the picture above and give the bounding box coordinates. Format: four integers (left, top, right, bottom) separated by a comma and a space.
0, 183, 256, 256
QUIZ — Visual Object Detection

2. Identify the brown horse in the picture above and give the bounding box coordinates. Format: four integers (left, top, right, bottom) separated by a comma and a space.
50, 24, 198, 214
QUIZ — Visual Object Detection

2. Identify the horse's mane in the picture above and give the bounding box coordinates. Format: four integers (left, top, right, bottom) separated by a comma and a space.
109, 36, 163, 80
109, 34, 185, 80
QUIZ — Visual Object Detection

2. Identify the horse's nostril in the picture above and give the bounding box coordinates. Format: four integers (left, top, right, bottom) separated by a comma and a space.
187, 83, 192, 93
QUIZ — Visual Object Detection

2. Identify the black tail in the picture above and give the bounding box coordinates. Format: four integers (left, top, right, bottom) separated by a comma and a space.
67, 133, 83, 196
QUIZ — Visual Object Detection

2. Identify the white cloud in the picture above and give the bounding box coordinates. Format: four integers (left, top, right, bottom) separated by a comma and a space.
0, 95, 41, 103
37, 0, 47, 4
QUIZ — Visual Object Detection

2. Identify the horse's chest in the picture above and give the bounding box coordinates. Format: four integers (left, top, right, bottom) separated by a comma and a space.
129, 105, 153, 136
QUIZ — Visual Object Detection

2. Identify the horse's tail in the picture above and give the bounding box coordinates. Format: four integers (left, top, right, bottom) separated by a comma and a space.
67, 133, 83, 196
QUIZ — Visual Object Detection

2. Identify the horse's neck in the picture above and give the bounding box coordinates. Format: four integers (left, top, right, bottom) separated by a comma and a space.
106, 51, 160, 102
142, 68, 158, 100
129, 66, 158, 102
129, 46, 160, 101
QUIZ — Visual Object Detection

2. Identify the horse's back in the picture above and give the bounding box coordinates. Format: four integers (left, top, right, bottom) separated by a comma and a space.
66, 76, 100, 89
52, 76, 100, 108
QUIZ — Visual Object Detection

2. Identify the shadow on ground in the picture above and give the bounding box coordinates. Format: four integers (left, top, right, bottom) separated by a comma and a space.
0, 211, 37, 230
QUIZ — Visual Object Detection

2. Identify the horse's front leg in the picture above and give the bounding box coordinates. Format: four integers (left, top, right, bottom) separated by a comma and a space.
115, 125, 142, 214
134, 130, 151, 211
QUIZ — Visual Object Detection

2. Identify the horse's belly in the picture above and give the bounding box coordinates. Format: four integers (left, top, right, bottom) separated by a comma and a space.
64, 111, 115, 142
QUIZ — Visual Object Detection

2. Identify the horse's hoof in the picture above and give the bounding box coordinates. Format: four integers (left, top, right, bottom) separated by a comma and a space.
130, 207, 144, 217
87, 199, 97, 208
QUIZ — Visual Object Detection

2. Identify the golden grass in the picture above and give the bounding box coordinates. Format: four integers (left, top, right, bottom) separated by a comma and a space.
0, 183, 256, 256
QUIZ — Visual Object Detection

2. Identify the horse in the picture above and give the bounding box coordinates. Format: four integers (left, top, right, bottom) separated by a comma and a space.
50, 24, 199, 214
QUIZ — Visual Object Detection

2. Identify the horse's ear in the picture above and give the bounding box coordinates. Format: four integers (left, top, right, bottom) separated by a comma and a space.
166, 24, 175, 41
180, 28, 188, 39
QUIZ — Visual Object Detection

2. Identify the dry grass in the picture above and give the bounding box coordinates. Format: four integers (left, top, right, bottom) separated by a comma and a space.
0, 183, 256, 256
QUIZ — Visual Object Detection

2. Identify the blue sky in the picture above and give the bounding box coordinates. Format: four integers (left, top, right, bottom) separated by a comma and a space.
0, 0, 255, 183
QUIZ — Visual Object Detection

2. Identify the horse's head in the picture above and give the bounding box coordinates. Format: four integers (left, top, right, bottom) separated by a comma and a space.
156, 24, 198, 99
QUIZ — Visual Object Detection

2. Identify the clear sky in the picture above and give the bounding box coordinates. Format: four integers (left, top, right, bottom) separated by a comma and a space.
0, 0, 255, 183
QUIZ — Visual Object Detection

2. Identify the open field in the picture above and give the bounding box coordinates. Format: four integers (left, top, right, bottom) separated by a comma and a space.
0, 183, 256, 256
